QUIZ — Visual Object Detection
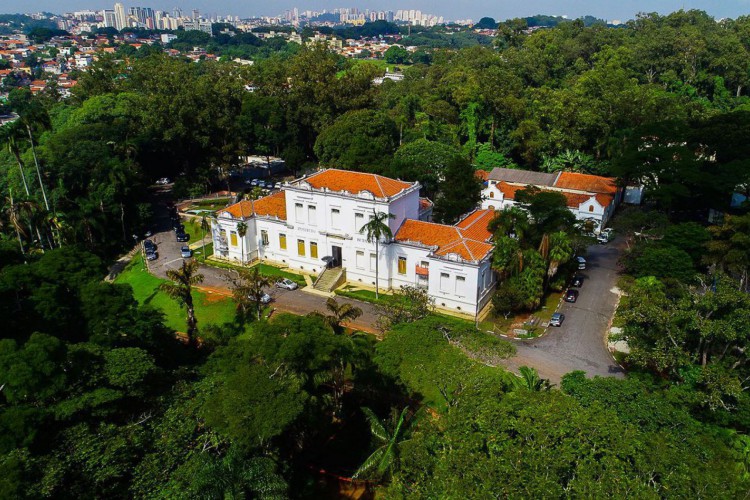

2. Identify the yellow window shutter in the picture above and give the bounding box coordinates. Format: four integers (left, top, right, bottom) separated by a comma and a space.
279, 234, 287, 249
297, 239, 305, 256
230, 232, 238, 246
310, 242, 318, 259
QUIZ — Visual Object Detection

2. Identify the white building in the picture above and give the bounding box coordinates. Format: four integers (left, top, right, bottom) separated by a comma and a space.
212, 169, 496, 316
480, 168, 622, 231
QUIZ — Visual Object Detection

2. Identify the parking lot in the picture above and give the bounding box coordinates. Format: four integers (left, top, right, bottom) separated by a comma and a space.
500, 241, 626, 384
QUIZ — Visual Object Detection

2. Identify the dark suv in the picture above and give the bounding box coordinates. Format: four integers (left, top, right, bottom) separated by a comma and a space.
564, 289, 579, 303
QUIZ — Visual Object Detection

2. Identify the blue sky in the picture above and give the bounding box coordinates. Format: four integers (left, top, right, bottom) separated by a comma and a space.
4, 1, 750, 22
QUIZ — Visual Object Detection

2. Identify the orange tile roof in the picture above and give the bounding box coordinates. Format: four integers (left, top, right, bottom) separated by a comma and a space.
303, 169, 414, 198
475, 169, 490, 181
419, 198, 433, 211
221, 191, 287, 220
496, 182, 615, 209
394, 218, 493, 262
554, 172, 618, 194
455, 209, 495, 242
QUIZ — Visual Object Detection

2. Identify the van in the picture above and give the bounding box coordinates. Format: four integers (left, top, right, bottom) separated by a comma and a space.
576, 256, 587, 270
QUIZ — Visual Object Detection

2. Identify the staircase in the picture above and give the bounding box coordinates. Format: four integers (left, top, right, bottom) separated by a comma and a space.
313, 267, 346, 293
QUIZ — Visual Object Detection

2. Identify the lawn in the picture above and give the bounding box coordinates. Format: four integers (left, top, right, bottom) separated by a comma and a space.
205, 259, 307, 286
336, 286, 388, 304
478, 291, 563, 336
181, 217, 210, 245
115, 255, 238, 333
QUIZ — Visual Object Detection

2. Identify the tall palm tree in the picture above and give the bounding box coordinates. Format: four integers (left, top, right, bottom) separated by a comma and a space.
230, 266, 271, 321
311, 297, 363, 334
353, 406, 412, 481
5, 190, 28, 255
504, 366, 553, 392
0, 122, 31, 197
200, 214, 210, 262
159, 260, 205, 347
236, 221, 248, 264
359, 210, 395, 299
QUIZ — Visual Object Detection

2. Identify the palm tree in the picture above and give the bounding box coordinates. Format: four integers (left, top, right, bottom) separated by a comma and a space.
230, 266, 271, 321
236, 221, 248, 264
353, 406, 412, 481
489, 206, 530, 241
159, 260, 205, 347
311, 297, 363, 334
359, 210, 395, 299
200, 214, 211, 262
0, 122, 31, 197
5, 190, 28, 255
504, 366, 553, 392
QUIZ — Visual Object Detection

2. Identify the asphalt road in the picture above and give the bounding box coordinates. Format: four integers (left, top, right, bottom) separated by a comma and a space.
500, 242, 626, 384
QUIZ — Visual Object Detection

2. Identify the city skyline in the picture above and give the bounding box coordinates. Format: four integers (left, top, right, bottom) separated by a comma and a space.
3, 0, 750, 23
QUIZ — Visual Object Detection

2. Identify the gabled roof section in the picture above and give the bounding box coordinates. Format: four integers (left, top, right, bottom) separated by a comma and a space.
394, 217, 494, 263
220, 191, 287, 221
455, 209, 495, 242
554, 172, 618, 194
488, 167, 558, 186
302, 169, 415, 198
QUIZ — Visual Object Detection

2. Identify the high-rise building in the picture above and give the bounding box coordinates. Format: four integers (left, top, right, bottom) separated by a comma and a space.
103, 9, 117, 28
114, 2, 127, 31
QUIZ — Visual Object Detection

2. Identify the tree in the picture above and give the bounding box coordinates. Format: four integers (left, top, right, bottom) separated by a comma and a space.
474, 142, 518, 171
360, 210, 395, 299
626, 245, 696, 283
704, 213, 750, 291
376, 285, 434, 332
474, 17, 498, 30
199, 214, 210, 262
353, 406, 412, 481
433, 156, 482, 224
505, 366, 553, 391
389, 139, 464, 198
230, 266, 271, 321
384, 46, 409, 64
311, 297, 362, 334
313, 109, 398, 172
236, 221, 248, 264
0, 122, 31, 197
159, 260, 205, 346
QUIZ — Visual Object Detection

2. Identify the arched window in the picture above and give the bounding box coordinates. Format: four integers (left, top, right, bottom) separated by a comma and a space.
489, 191, 495, 198
589, 205, 595, 212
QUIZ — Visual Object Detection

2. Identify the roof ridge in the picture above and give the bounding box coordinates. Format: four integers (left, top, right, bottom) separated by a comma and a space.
373, 174, 385, 197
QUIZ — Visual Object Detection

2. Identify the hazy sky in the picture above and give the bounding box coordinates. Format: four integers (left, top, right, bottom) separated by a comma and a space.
4, 0, 750, 22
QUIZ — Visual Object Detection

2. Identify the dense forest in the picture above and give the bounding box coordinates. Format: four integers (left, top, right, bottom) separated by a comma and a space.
2, 10, 750, 497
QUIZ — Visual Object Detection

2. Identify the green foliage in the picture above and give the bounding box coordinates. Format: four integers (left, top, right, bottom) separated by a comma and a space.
473, 142, 517, 171
389, 138, 463, 197
314, 109, 397, 172
384, 46, 410, 64
433, 155, 482, 223
626, 245, 696, 283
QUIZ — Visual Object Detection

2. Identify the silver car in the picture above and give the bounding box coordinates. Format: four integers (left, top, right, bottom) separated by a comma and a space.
276, 278, 298, 290
549, 312, 565, 327
180, 246, 192, 258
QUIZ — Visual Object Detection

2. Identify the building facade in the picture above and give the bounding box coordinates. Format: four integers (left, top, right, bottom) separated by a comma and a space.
480, 168, 622, 231
211, 169, 496, 316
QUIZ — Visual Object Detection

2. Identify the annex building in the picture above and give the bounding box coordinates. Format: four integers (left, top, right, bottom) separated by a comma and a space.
480, 168, 622, 231
211, 169, 496, 316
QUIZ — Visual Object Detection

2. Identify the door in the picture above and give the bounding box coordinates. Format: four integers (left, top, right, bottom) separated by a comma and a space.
332, 245, 342, 268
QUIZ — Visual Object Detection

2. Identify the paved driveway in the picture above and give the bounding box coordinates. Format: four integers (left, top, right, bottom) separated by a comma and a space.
500, 242, 626, 384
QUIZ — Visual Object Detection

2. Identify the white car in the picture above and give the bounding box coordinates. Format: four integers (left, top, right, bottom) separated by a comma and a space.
276, 278, 298, 290
260, 293, 272, 304
576, 256, 587, 270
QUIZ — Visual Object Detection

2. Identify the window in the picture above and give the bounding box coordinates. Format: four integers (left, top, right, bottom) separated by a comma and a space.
279, 233, 287, 250
297, 239, 305, 256
331, 208, 341, 228
230, 232, 238, 246
589, 205, 595, 212
370, 253, 377, 271
220, 229, 227, 240
310, 241, 318, 259
261, 230, 268, 246
489, 191, 495, 198
398, 256, 407, 275
440, 272, 450, 292
308, 205, 317, 225
421, 261, 429, 268
355, 212, 364, 231
295, 203, 304, 221
356, 250, 365, 269
455, 275, 466, 296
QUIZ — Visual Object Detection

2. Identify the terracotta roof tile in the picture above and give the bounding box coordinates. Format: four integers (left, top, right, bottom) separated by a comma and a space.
221, 191, 287, 220
394, 218, 494, 262
554, 172, 618, 194
475, 169, 490, 181
302, 169, 414, 198
455, 209, 495, 242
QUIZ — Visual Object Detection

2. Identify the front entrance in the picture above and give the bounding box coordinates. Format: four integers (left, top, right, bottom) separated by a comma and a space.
331, 245, 342, 268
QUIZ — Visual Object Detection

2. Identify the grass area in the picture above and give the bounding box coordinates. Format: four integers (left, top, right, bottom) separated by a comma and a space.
187, 198, 232, 210
115, 255, 238, 332
478, 291, 563, 335
193, 242, 213, 262
181, 217, 209, 245
205, 259, 307, 286
336, 286, 389, 305
536, 292, 563, 323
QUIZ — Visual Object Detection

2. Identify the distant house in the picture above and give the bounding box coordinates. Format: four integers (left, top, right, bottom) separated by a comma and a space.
481, 168, 622, 231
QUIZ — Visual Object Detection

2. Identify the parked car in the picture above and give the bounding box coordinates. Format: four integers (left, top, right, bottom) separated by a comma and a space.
250, 179, 259, 187
257, 180, 267, 188
180, 246, 192, 258
253, 293, 272, 305
244, 178, 253, 185
576, 256, 587, 270
143, 239, 156, 252
155, 177, 171, 185
176, 232, 190, 242
274, 182, 283, 189
571, 275, 584, 287
597, 228, 615, 244
173, 222, 184, 232
276, 278, 298, 290
549, 312, 565, 327
145, 251, 158, 261
564, 289, 579, 303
